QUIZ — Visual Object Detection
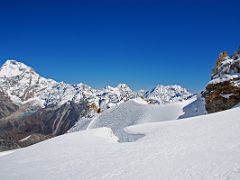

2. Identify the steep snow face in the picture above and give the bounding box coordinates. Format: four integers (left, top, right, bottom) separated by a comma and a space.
145, 85, 192, 104
0, 60, 34, 78
70, 96, 206, 141
0, 106, 239, 180
0, 60, 57, 106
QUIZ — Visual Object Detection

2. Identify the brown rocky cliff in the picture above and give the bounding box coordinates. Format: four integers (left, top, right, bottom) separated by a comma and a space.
203, 48, 240, 113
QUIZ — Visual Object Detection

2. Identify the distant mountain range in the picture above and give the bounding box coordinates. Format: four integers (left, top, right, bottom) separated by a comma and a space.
0, 60, 192, 109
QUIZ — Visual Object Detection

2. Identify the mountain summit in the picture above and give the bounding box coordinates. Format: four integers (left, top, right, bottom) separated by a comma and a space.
0, 60, 36, 78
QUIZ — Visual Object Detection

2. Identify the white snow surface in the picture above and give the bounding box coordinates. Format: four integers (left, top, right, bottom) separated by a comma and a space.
0, 150, 14, 157
0, 106, 240, 180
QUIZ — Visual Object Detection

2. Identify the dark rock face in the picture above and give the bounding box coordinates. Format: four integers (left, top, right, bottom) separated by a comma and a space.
24, 101, 89, 136
0, 91, 18, 119
203, 48, 240, 113
203, 80, 240, 113
0, 100, 89, 151
0, 132, 20, 151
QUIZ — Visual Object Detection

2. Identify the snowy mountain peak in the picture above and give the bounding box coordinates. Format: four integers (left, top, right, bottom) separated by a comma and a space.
117, 83, 130, 89
145, 84, 192, 104
0, 60, 58, 106
0, 60, 37, 78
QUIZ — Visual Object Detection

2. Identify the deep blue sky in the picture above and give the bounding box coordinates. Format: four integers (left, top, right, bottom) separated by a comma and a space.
0, 0, 240, 92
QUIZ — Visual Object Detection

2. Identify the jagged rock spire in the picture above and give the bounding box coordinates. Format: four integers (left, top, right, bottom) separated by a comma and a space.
211, 51, 228, 79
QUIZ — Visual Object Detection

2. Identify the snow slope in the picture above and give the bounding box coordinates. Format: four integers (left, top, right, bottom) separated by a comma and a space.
70, 95, 206, 142
1, 102, 238, 180
0, 150, 14, 157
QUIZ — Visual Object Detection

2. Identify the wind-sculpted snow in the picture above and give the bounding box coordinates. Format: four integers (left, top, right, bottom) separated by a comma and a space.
0, 106, 240, 180
70, 96, 206, 142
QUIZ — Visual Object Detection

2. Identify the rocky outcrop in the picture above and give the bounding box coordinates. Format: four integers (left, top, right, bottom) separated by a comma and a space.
203, 48, 240, 113
211, 51, 228, 79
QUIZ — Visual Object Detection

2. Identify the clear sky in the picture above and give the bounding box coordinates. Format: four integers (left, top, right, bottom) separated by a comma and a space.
0, 0, 240, 92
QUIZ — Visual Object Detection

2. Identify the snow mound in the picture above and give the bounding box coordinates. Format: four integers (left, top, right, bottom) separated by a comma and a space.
86, 127, 119, 143
70, 96, 206, 142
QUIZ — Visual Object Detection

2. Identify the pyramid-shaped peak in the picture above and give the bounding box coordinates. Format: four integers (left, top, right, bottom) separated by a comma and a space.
0, 60, 36, 78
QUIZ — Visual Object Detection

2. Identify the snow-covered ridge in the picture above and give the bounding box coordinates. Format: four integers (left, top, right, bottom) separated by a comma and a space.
0, 60, 192, 111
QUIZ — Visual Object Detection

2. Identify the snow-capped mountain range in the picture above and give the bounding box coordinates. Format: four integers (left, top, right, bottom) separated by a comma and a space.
0, 60, 192, 112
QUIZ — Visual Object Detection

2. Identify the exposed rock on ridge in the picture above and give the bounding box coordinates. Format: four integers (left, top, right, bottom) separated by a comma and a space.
203, 48, 240, 113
